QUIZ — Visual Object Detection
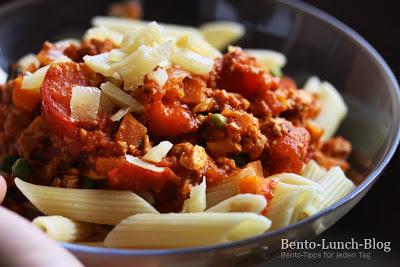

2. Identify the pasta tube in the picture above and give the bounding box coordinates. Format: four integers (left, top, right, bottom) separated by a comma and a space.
267, 174, 323, 229
206, 194, 266, 214
15, 178, 159, 225
206, 161, 263, 208
301, 160, 327, 182
317, 167, 355, 208
104, 213, 271, 248
304, 77, 348, 140
32, 216, 93, 242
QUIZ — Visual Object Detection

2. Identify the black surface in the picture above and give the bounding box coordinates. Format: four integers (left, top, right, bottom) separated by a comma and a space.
0, 0, 399, 266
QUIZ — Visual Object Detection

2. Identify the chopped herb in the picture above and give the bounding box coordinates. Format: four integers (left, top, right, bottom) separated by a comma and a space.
0, 156, 19, 172
210, 113, 227, 128
11, 158, 32, 180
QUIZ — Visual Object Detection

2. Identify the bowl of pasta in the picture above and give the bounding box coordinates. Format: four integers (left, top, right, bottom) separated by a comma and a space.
0, 0, 399, 266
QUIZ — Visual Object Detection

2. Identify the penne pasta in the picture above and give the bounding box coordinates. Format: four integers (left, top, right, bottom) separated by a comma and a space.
182, 178, 206, 212
206, 161, 263, 209
244, 49, 287, 69
301, 160, 327, 182
317, 167, 355, 209
32, 215, 93, 242
206, 194, 266, 214
267, 173, 323, 229
304, 77, 348, 140
15, 178, 159, 225
104, 213, 271, 248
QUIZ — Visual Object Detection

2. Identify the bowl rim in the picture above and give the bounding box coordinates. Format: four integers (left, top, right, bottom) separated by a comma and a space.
1, 0, 399, 257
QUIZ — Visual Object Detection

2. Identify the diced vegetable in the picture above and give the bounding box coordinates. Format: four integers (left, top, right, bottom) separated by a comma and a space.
210, 113, 227, 128
11, 158, 32, 180
113, 43, 171, 90
199, 21, 245, 50
100, 81, 144, 112
147, 68, 168, 87
244, 49, 287, 69
115, 113, 147, 147
84, 26, 123, 46
125, 155, 164, 173
0, 156, 19, 172
176, 34, 221, 59
171, 48, 214, 75
70, 86, 101, 121
142, 141, 173, 163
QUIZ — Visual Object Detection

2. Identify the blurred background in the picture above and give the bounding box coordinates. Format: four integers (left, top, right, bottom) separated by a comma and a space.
0, 0, 398, 266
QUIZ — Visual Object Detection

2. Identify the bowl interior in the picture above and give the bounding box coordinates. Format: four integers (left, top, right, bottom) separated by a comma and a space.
0, 0, 399, 264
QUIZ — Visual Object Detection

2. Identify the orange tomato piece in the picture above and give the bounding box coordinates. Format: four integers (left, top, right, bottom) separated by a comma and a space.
108, 160, 178, 192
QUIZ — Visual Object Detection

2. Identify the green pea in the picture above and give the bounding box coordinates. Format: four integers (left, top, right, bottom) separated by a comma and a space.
82, 178, 97, 189
210, 113, 227, 128
270, 67, 283, 77
11, 158, 32, 180
0, 156, 19, 172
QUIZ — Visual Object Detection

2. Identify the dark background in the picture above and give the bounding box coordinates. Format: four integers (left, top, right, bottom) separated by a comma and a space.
0, 0, 398, 266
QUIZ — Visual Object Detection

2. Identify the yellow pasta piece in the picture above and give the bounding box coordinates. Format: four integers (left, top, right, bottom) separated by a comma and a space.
317, 167, 355, 208
32, 216, 93, 242
15, 178, 159, 225
104, 213, 271, 248
301, 160, 327, 182
304, 77, 348, 140
267, 173, 323, 229
244, 49, 286, 69
206, 194, 266, 214
199, 21, 245, 50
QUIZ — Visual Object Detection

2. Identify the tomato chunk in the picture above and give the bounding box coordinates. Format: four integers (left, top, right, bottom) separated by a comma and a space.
145, 101, 198, 136
268, 124, 311, 174
108, 160, 178, 192
41, 62, 103, 138
215, 48, 280, 98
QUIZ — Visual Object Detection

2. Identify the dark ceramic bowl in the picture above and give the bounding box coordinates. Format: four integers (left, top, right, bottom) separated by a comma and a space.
0, 0, 399, 266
